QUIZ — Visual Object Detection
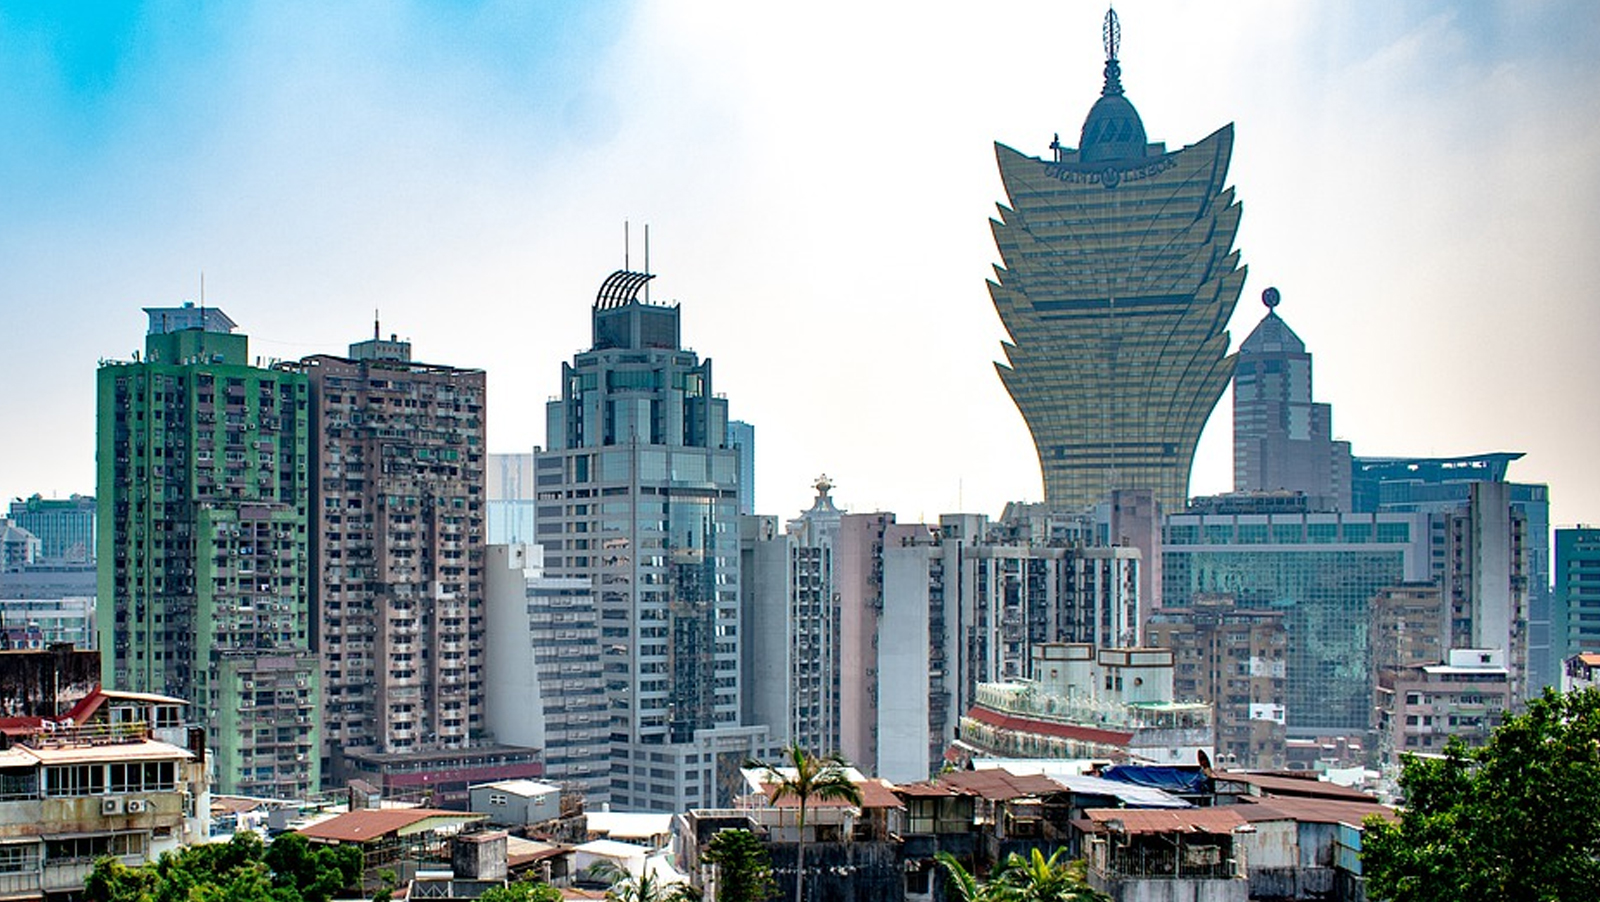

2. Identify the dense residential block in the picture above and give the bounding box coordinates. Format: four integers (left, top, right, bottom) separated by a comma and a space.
1373, 647, 1512, 771
289, 330, 529, 802
96, 304, 319, 797
1146, 595, 1288, 769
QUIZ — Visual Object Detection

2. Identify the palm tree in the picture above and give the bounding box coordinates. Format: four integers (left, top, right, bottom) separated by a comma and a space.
756, 744, 862, 902
604, 869, 701, 902
990, 847, 1108, 902
936, 848, 1108, 902
934, 851, 996, 902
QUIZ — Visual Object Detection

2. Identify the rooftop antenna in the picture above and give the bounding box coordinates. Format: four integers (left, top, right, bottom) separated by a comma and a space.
644, 223, 651, 303
374, 309, 381, 340
199, 271, 206, 311
625, 221, 630, 271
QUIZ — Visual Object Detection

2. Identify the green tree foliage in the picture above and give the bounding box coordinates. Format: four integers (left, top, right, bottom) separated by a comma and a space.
84, 831, 363, 902
936, 848, 1109, 902
480, 878, 565, 902
1362, 687, 1600, 901
702, 829, 776, 902
755, 744, 861, 902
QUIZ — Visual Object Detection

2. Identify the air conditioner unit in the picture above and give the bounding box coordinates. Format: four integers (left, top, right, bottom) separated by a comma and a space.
101, 796, 124, 815
125, 799, 148, 814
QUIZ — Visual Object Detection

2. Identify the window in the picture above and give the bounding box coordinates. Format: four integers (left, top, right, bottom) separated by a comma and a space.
109, 761, 177, 794
45, 765, 104, 797
45, 833, 145, 862
0, 843, 39, 874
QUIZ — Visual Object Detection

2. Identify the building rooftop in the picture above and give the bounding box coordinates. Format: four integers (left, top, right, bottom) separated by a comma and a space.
297, 808, 485, 843
1239, 796, 1396, 826
1216, 771, 1377, 803
1080, 807, 1248, 835
937, 769, 1068, 802
758, 777, 903, 811
473, 778, 560, 799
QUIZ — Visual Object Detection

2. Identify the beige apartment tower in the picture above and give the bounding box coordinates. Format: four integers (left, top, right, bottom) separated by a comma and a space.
296, 332, 520, 796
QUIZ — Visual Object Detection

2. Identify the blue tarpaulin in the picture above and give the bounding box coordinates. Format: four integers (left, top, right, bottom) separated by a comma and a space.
1098, 765, 1211, 796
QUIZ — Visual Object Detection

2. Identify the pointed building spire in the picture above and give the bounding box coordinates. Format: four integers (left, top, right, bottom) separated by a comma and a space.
1101, 7, 1125, 96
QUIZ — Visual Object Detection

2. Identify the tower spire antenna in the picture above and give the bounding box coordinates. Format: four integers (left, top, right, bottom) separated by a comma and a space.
1101, 6, 1124, 96
1103, 6, 1120, 62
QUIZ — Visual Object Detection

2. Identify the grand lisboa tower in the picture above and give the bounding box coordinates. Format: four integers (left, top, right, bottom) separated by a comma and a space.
989, 8, 1245, 512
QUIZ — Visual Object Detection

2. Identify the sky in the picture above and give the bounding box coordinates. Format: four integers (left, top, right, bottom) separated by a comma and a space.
3, 1, 1599, 533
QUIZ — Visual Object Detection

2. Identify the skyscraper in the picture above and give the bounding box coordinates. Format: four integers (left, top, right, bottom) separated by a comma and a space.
1233, 288, 1352, 511
295, 332, 537, 801
535, 270, 771, 811
988, 9, 1244, 512
97, 303, 319, 797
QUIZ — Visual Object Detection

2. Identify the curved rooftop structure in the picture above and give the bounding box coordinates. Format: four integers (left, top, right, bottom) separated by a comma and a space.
1078, 10, 1148, 164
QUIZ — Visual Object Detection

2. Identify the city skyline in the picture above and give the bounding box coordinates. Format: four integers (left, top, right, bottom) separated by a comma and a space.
4, 2, 1599, 532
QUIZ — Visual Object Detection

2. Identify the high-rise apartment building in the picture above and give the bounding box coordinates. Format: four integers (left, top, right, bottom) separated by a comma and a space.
1232, 290, 1351, 511
534, 270, 771, 812
960, 528, 1141, 690
1145, 595, 1287, 769
1369, 582, 1448, 678
97, 303, 319, 797
988, 10, 1243, 511
293, 332, 527, 795
8, 495, 96, 564
835, 515, 962, 783
742, 477, 845, 757
1439, 482, 1529, 694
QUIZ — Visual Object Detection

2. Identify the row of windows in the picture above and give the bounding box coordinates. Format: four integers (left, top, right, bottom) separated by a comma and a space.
44, 762, 179, 797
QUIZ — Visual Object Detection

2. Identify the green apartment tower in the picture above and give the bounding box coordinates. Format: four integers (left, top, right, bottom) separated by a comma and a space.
989, 9, 1244, 512
97, 304, 320, 798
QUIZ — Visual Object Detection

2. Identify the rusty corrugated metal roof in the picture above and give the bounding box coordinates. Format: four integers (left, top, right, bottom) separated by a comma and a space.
1081, 807, 1248, 835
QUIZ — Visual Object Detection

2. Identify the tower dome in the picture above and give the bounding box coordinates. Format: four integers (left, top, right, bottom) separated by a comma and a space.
1078, 8, 1148, 164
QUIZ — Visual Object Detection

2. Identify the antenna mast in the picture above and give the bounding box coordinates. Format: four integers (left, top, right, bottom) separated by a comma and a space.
644, 224, 650, 303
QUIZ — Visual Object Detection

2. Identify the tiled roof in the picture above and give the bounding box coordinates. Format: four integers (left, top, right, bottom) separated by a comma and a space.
937, 769, 1067, 801
894, 780, 970, 798
297, 808, 482, 843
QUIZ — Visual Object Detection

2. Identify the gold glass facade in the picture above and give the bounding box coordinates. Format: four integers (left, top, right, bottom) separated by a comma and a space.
988, 38, 1243, 512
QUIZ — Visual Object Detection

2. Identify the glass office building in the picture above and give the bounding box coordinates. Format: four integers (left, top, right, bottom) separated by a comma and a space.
1163, 511, 1431, 734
